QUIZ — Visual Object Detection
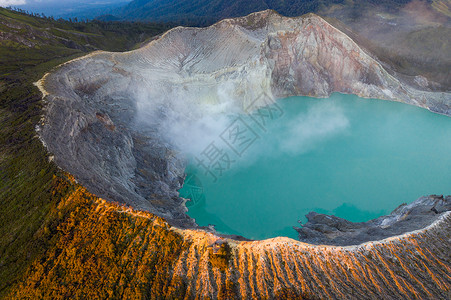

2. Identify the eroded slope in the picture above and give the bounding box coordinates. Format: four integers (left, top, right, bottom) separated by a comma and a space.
10, 174, 451, 299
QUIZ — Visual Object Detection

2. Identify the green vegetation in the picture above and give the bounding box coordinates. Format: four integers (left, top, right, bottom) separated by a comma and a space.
0, 7, 170, 298
0, 7, 171, 75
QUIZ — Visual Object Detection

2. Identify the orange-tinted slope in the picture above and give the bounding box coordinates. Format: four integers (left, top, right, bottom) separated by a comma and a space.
10, 174, 451, 299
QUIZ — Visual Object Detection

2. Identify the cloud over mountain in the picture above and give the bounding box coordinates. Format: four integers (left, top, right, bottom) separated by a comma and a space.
0, 0, 27, 7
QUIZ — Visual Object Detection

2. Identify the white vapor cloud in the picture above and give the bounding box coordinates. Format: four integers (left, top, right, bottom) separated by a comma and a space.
0, 0, 27, 6
133, 76, 349, 175
231, 100, 350, 170
135, 85, 241, 159
277, 101, 350, 155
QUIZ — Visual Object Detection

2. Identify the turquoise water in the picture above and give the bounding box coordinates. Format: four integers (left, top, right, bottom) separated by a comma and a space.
179, 93, 451, 240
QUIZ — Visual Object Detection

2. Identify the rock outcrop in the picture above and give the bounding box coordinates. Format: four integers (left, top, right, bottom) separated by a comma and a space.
295, 195, 451, 246
37, 10, 451, 238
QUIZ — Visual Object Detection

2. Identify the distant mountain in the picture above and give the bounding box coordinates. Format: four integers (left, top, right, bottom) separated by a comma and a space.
114, 0, 336, 24
110, 0, 413, 25
10, 0, 131, 20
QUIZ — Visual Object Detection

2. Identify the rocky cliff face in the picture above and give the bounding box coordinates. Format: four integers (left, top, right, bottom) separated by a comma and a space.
295, 195, 451, 246
38, 10, 450, 237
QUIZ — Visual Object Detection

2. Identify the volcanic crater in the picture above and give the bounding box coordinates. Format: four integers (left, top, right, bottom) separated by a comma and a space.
37, 10, 451, 245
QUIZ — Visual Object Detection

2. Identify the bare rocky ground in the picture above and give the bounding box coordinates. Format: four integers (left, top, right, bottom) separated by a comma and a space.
295, 195, 451, 245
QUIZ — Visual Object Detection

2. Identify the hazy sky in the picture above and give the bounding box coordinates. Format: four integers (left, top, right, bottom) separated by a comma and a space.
0, 0, 131, 18
0, 0, 130, 6
0, 0, 27, 6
